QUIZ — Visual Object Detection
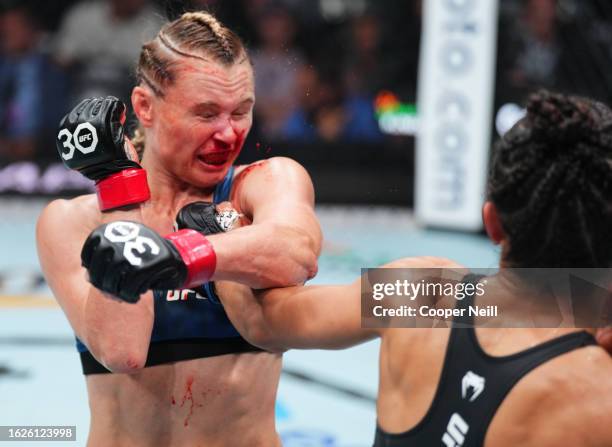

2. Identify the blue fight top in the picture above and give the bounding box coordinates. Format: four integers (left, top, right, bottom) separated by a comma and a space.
77, 166, 263, 374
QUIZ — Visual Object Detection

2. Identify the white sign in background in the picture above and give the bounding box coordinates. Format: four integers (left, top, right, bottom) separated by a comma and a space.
416, 0, 499, 231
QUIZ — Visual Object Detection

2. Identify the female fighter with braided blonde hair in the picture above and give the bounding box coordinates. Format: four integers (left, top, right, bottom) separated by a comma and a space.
37, 11, 320, 446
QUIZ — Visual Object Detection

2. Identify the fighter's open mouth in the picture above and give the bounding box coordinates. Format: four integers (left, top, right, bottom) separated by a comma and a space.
198, 152, 231, 165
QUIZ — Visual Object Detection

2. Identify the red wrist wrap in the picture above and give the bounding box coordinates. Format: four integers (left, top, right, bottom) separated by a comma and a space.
165, 229, 217, 288
96, 169, 151, 211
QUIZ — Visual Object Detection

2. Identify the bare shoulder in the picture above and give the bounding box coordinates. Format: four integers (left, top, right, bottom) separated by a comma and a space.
234, 157, 310, 184
488, 345, 612, 446
37, 194, 100, 242
264, 156, 310, 175
380, 256, 465, 269
554, 347, 612, 446
232, 157, 314, 213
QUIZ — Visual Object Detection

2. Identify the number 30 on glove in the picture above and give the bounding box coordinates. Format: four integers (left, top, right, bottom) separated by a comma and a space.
81, 221, 216, 303
56, 97, 149, 211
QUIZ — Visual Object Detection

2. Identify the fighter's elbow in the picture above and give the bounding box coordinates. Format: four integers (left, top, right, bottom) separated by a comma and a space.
303, 248, 319, 281
286, 229, 319, 283
272, 255, 317, 287
92, 344, 147, 374
103, 352, 147, 374
249, 225, 319, 287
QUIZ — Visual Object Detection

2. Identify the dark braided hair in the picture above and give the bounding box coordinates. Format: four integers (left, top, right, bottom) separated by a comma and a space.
488, 90, 612, 267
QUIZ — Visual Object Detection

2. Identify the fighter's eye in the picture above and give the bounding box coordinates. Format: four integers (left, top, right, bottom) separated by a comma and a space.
199, 113, 218, 120
232, 110, 249, 118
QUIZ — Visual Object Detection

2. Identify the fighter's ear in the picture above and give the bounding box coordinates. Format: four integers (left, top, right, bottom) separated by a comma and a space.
132, 86, 155, 128
482, 201, 505, 245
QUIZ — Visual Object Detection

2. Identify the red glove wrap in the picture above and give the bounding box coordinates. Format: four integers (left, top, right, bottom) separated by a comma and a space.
96, 168, 151, 211
165, 229, 217, 288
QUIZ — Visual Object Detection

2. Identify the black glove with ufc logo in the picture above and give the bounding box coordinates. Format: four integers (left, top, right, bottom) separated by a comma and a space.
56, 97, 150, 211
82, 221, 217, 303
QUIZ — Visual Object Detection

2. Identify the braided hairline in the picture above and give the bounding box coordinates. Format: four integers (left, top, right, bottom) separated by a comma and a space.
137, 69, 164, 97
182, 12, 233, 58
157, 32, 210, 63
137, 40, 177, 97
133, 11, 249, 157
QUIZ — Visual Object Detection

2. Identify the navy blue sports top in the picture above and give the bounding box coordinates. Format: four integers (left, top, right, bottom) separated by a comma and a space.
77, 166, 263, 375
373, 274, 597, 447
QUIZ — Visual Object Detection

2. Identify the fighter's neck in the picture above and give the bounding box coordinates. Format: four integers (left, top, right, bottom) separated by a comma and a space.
141, 157, 215, 214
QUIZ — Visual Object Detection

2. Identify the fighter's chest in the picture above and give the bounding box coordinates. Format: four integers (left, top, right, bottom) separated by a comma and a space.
140, 197, 214, 235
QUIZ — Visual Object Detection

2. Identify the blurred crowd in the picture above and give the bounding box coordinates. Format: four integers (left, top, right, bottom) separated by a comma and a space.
496, 0, 612, 105
1, 0, 612, 163
0, 0, 420, 162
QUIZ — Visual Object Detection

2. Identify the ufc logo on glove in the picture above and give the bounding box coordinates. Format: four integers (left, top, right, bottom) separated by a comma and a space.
57, 123, 99, 160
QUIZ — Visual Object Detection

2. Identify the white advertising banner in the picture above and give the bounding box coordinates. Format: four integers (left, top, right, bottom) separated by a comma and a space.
415, 0, 499, 230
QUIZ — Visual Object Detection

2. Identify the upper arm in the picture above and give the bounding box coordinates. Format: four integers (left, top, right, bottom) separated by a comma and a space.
36, 199, 154, 352
233, 157, 322, 254
36, 199, 92, 339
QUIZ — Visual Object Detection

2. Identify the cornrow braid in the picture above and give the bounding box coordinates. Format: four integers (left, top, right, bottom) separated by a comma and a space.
181, 12, 233, 60
136, 10, 248, 98
136, 42, 175, 97
157, 32, 208, 62
488, 90, 612, 267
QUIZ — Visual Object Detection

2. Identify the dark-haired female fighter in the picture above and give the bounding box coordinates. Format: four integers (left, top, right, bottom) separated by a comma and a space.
213, 91, 612, 447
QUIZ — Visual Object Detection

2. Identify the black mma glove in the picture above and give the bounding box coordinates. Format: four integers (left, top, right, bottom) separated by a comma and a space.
56, 97, 150, 210
175, 202, 226, 235
82, 221, 217, 303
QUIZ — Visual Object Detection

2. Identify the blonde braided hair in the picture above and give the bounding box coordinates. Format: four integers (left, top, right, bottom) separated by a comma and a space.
132, 11, 249, 158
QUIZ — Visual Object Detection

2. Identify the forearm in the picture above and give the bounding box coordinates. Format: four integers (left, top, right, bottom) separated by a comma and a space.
81, 288, 154, 372
210, 222, 319, 289
255, 285, 377, 350
214, 281, 282, 351
216, 281, 376, 351
80, 206, 154, 372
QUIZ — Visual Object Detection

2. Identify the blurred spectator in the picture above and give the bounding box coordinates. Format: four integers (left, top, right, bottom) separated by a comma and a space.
514, 0, 559, 85
343, 13, 386, 97
497, 0, 560, 101
283, 64, 381, 142
54, 0, 163, 104
251, 3, 303, 140
0, 3, 67, 161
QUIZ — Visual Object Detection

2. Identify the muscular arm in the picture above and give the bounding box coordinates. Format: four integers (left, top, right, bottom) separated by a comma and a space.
216, 279, 377, 352
208, 157, 322, 289
215, 257, 464, 351
36, 198, 154, 373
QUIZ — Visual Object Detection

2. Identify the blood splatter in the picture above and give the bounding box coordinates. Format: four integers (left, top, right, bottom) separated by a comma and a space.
180, 377, 196, 427
230, 161, 268, 203
171, 395, 176, 405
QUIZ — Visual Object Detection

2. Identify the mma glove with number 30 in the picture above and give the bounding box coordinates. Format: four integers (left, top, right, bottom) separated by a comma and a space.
56, 97, 150, 210
81, 221, 217, 303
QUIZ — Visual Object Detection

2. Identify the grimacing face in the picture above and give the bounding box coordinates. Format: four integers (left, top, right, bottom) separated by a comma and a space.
147, 58, 255, 188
